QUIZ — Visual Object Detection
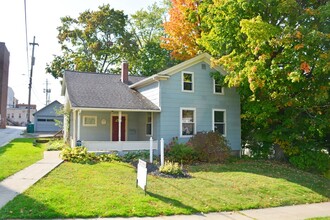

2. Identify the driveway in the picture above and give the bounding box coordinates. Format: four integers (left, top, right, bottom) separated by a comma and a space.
0, 126, 26, 147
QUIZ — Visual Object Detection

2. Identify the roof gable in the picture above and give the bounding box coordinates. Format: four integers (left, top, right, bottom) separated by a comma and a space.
129, 53, 226, 89
33, 100, 63, 116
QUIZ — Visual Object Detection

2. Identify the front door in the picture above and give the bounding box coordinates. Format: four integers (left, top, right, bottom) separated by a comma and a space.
112, 116, 126, 141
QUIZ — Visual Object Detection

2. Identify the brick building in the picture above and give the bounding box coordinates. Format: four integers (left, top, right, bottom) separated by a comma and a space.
0, 42, 10, 129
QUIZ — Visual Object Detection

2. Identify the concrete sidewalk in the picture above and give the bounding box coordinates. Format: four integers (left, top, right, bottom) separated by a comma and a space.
65, 202, 330, 220
0, 151, 63, 208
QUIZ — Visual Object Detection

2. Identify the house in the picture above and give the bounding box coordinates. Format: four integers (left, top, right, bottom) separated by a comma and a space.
61, 53, 241, 155
33, 100, 63, 132
7, 103, 37, 126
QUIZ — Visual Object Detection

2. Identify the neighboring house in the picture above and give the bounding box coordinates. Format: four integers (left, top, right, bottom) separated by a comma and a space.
33, 100, 63, 132
61, 53, 241, 155
7, 103, 37, 126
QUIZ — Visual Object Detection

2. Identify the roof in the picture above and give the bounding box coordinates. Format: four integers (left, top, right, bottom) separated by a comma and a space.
33, 100, 63, 116
63, 71, 160, 111
130, 53, 227, 89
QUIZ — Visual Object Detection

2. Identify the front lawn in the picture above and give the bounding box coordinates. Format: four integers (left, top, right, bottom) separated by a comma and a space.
0, 138, 45, 181
0, 160, 329, 219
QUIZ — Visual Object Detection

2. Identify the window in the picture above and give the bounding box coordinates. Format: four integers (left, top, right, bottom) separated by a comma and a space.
214, 79, 224, 94
182, 72, 194, 92
11, 113, 14, 118
180, 108, 196, 137
37, 119, 46, 122
146, 112, 152, 136
7, 114, 10, 118
19, 113, 21, 118
83, 116, 97, 126
213, 109, 226, 136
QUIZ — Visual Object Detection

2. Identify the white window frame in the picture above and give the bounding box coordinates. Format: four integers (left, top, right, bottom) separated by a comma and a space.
182, 71, 194, 92
213, 79, 224, 95
212, 109, 226, 136
82, 115, 97, 127
146, 112, 153, 136
180, 107, 196, 137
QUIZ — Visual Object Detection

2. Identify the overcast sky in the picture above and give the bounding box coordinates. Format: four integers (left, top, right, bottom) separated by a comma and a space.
0, 0, 158, 110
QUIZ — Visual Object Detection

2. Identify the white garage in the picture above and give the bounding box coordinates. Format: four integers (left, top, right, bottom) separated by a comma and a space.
33, 100, 63, 132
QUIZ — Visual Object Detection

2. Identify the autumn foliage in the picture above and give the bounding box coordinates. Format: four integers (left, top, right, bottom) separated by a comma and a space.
161, 0, 202, 60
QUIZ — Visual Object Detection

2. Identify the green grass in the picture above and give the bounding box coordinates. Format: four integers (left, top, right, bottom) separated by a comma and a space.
0, 138, 45, 181
0, 160, 329, 219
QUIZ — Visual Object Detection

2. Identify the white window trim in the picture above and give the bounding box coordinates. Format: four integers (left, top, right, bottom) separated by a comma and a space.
146, 112, 153, 136
213, 79, 224, 95
182, 71, 194, 92
212, 109, 226, 136
82, 115, 97, 127
180, 107, 196, 138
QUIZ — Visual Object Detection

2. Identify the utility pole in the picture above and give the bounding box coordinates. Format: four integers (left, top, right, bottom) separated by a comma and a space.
43, 79, 51, 106
27, 36, 39, 124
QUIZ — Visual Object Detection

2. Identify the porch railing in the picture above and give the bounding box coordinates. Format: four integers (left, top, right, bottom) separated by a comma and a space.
81, 140, 158, 152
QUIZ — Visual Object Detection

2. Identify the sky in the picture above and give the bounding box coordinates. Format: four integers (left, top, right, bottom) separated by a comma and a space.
0, 0, 158, 110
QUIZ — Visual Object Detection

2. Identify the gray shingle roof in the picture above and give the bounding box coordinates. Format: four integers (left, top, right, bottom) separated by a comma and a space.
64, 71, 160, 111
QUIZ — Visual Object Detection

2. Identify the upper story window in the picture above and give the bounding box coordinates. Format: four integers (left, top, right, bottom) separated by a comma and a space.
182, 72, 194, 92
180, 108, 196, 137
213, 109, 226, 136
83, 116, 97, 127
146, 112, 152, 136
214, 79, 224, 94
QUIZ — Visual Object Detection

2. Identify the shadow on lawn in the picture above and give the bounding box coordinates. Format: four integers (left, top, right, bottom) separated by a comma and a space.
189, 160, 330, 199
0, 138, 40, 155
0, 191, 61, 219
147, 191, 199, 213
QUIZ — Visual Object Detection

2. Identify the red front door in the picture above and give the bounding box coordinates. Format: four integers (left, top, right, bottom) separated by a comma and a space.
112, 116, 126, 141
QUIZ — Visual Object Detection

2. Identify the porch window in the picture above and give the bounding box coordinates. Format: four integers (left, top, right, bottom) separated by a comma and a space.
213, 109, 226, 136
83, 115, 97, 127
214, 79, 224, 94
181, 108, 196, 137
182, 72, 194, 92
146, 112, 152, 136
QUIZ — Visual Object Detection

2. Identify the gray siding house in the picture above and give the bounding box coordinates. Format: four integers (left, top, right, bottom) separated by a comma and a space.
33, 100, 63, 132
61, 53, 241, 154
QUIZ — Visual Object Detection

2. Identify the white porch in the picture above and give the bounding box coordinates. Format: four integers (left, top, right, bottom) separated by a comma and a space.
76, 140, 158, 152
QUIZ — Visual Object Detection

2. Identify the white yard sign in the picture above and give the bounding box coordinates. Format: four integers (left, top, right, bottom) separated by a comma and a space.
137, 159, 147, 193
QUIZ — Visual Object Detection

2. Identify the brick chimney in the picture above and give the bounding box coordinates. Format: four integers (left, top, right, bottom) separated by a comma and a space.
121, 61, 128, 84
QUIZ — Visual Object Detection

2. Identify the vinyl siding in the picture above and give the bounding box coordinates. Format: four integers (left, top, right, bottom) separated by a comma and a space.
159, 61, 241, 150
137, 82, 160, 107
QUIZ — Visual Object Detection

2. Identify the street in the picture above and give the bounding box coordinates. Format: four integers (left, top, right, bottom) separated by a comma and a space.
0, 126, 26, 147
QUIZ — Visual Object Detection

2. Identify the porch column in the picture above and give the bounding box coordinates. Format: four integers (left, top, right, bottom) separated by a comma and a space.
77, 110, 81, 140
118, 111, 122, 142
72, 110, 77, 147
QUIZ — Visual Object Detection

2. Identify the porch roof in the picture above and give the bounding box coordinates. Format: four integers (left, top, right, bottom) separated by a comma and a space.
63, 71, 160, 111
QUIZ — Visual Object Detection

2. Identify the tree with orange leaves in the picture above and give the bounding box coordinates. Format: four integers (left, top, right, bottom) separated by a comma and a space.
161, 0, 202, 61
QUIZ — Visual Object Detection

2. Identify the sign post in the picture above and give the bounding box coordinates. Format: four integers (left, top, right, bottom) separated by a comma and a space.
136, 159, 147, 195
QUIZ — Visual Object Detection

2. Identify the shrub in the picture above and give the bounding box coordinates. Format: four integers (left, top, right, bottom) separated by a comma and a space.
122, 150, 151, 163
187, 131, 231, 163
60, 147, 98, 164
46, 139, 67, 151
98, 153, 122, 162
165, 137, 197, 164
159, 161, 184, 176
289, 149, 330, 174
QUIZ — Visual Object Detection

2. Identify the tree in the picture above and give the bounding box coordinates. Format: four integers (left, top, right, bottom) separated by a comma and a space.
128, 2, 179, 76
46, 4, 138, 78
161, 0, 203, 60
200, 0, 330, 162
